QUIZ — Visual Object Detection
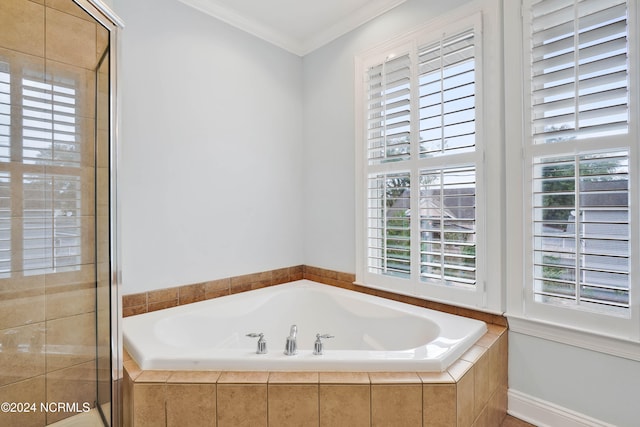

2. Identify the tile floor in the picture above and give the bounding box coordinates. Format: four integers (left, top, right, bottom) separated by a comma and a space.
502, 414, 537, 426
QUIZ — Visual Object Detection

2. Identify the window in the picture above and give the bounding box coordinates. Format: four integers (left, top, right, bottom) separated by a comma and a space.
356, 12, 494, 309
510, 0, 640, 340
0, 59, 83, 277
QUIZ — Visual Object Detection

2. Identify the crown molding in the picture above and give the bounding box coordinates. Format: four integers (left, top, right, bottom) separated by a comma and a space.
178, 0, 406, 56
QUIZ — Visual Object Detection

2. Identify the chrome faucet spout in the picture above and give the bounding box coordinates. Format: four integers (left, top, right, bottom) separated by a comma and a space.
284, 324, 298, 355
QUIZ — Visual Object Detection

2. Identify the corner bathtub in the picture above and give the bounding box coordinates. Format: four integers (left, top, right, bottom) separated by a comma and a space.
123, 280, 487, 372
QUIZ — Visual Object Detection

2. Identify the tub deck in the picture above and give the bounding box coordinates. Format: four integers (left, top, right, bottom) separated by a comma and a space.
123, 324, 507, 427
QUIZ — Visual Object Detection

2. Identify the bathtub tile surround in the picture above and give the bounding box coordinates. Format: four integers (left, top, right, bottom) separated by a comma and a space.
370, 372, 423, 426
122, 266, 304, 317
123, 325, 508, 426
122, 264, 504, 329
268, 372, 319, 426
319, 372, 371, 427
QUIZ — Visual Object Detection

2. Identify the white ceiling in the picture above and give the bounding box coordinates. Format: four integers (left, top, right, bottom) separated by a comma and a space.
178, 0, 407, 56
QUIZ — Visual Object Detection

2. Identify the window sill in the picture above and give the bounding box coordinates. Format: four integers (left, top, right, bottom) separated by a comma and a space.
506, 314, 640, 362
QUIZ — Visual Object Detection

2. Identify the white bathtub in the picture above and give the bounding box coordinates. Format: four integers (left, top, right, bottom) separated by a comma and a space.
123, 280, 487, 372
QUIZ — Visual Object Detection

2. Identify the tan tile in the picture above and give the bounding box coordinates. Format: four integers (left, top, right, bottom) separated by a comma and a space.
487, 324, 507, 336
135, 370, 172, 383
230, 272, 272, 293
476, 331, 500, 349
217, 384, 267, 427
204, 278, 229, 299
272, 267, 291, 285
122, 369, 134, 426
96, 24, 109, 62
132, 383, 166, 427
148, 299, 178, 313
123, 305, 147, 317
498, 333, 509, 389
372, 383, 422, 426
45, 59, 97, 120
268, 384, 318, 426
168, 371, 220, 384
45, 312, 95, 371
0, 323, 46, 386
123, 359, 142, 382
45, 267, 95, 320
487, 339, 501, 396
179, 283, 205, 305
45, 361, 96, 424
0, 274, 45, 330
320, 384, 370, 427
461, 344, 488, 364
167, 383, 216, 427
45, 8, 96, 69
473, 405, 490, 427
488, 386, 508, 427
369, 371, 421, 384
337, 271, 356, 283
0, 0, 45, 57
289, 265, 304, 281
123, 293, 147, 309
46, 0, 95, 22
147, 287, 178, 304
423, 383, 456, 427
268, 371, 318, 384
0, 376, 46, 427
218, 371, 269, 384
447, 359, 473, 382
474, 350, 492, 420
457, 366, 475, 427
417, 371, 455, 384
319, 371, 370, 384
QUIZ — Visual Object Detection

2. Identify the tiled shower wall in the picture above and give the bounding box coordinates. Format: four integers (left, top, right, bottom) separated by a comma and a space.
0, 1, 108, 425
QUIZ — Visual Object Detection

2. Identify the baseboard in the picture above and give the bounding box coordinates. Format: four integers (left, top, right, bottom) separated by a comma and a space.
508, 389, 616, 427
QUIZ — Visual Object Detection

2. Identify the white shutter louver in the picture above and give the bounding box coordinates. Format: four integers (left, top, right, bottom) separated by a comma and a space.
420, 166, 477, 287
530, 0, 629, 143
419, 30, 476, 156
368, 172, 411, 278
0, 62, 9, 162
23, 173, 82, 273
22, 74, 81, 167
532, 151, 630, 315
0, 171, 9, 275
367, 53, 412, 165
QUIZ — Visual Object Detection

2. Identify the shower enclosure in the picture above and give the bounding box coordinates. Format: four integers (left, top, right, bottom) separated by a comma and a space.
0, 0, 122, 425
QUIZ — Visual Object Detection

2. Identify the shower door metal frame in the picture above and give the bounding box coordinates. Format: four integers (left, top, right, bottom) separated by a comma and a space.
71, 1, 124, 425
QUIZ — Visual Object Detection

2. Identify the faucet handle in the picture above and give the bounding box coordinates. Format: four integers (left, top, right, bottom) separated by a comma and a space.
313, 333, 334, 355
246, 333, 267, 354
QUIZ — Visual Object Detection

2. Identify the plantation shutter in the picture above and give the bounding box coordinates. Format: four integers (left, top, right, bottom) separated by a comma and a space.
529, 0, 629, 143
0, 63, 10, 275
525, 0, 632, 316
532, 151, 630, 314
362, 19, 481, 297
21, 74, 82, 273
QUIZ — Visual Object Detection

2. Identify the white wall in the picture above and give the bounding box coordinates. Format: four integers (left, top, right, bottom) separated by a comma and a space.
115, 0, 304, 294
509, 332, 640, 426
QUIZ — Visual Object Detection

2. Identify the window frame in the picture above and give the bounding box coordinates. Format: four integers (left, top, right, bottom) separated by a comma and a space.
355, 1, 504, 314
505, 0, 640, 348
